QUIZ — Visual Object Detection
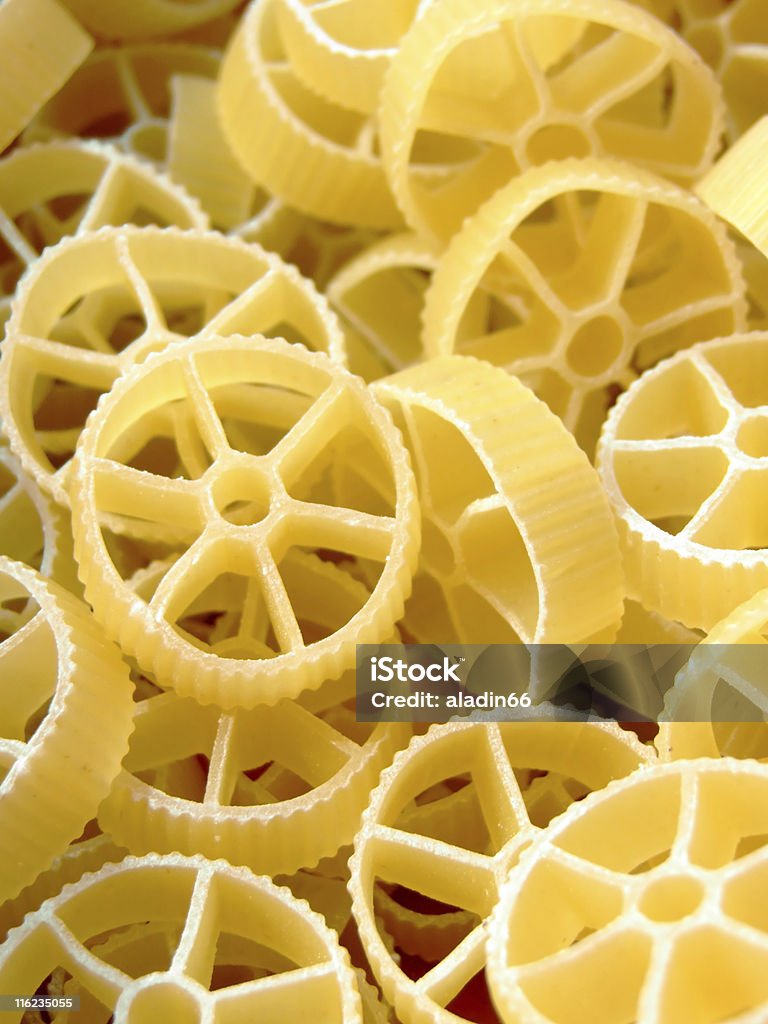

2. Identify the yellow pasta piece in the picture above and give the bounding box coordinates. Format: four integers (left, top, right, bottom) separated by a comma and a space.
616, 599, 702, 644
0, 833, 126, 942
361, 356, 624, 643
487, 758, 768, 1024
281, 216, 384, 292
57, 0, 243, 42
24, 43, 219, 165
380, 0, 725, 243
0, 0, 93, 153
98, 553, 411, 874
349, 721, 654, 1024
658, 586, 768, 761
70, 333, 420, 708
276, 0, 424, 114
597, 331, 768, 630
0, 557, 134, 902
326, 232, 442, 382
0, 224, 345, 504
0, 448, 78, 593
635, 0, 768, 141
0, 853, 364, 1023
218, 0, 408, 228
0, 139, 206, 336
422, 158, 747, 453
695, 115, 768, 256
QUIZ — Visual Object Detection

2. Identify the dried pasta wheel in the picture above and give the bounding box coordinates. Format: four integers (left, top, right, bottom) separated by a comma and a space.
597, 331, 768, 631
219, 0, 411, 229
365, 356, 623, 643
381, 0, 725, 243
349, 721, 654, 1024
70, 333, 419, 708
99, 553, 411, 875
616, 599, 702, 644
0, 557, 133, 902
0, 853, 364, 1024
0, 0, 93, 153
487, 758, 768, 1024
636, 0, 768, 141
57, 0, 243, 42
0, 833, 126, 942
24, 44, 219, 165
276, 0, 426, 114
695, 116, 768, 256
0, 447, 78, 592
0, 139, 206, 335
283, 217, 384, 292
422, 158, 747, 452
0, 224, 345, 504
658, 587, 768, 762
327, 232, 441, 382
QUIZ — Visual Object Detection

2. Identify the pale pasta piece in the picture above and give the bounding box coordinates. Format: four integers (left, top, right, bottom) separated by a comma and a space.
0, 139, 206, 336
276, 0, 429, 114
380, 0, 725, 243
98, 553, 411, 875
219, 0, 443, 229
488, 758, 768, 1024
0, 448, 78, 592
70, 334, 420, 707
326, 232, 441, 382
0, 224, 345, 503
58, 0, 243, 43
0, 557, 133, 902
597, 332, 768, 630
422, 158, 747, 453
349, 721, 654, 1024
0, 0, 93, 153
24, 43, 219, 165
364, 356, 624, 643
658, 586, 768, 761
0, 854, 364, 1024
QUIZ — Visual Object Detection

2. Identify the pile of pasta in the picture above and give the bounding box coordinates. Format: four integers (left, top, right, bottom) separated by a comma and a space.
2, 0, 768, 1020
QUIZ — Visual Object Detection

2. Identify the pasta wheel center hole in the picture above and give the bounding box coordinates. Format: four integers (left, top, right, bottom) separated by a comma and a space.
638, 874, 704, 922
422, 520, 455, 576
120, 979, 202, 1023
525, 123, 592, 164
211, 465, 272, 526
736, 418, 768, 459
566, 316, 624, 378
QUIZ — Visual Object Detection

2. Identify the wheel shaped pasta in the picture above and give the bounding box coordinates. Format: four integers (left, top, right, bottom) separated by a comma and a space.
380, 0, 725, 242
0, 224, 345, 504
487, 758, 768, 1024
597, 332, 768, 630
0, 854, 364, 1024
349, 721, 654, 1024
70, 334, 420, 708
422, 158, 747, 453
0, 557, 133, 902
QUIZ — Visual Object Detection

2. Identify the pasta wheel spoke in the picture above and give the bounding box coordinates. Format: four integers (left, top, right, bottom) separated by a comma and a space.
271, 384, 350, 486
213, 962, 339, 1022
369, 824, 497, 917
0, 210, 38, 268
149, 530, 232, 622
287, 500, 397, 562
256, 543, 306, 652
416, 924, 487, 1004
90, 458, 205, 543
